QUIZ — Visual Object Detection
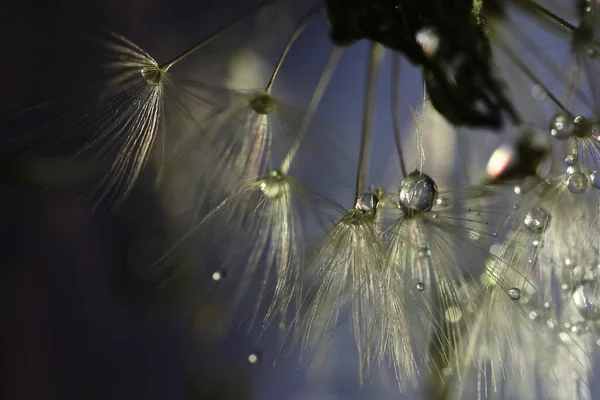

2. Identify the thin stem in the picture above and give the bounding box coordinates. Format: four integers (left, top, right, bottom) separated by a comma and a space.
507, 20, 595, 110
160, 0, 282, 72
495, 36, 572, 114
355, 42, 386, 201
391, 53, 407, 179
518, 1, 576, 32
264, 3, 323, 94
279, 47, 343, 174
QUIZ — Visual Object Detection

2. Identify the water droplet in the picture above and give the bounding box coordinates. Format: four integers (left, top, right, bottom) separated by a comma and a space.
565, 154, 577, 166
523, 206, 551, 233
436, 196, 450, 207
249, 93, 278, 114
590, 171, 600, 189
212, 271, 226, 281
416, 282, 425, 291
141, 65, 162, 86
514, 186, 522, 194
508, 287, 521, 300
398, 170, 438, 217
416, 27, 440, 57
573, 281, 600, 320
248, 353, 260, 364
566, 171, 588, 194
549, 113, 574, 140
529, 310, 539, 320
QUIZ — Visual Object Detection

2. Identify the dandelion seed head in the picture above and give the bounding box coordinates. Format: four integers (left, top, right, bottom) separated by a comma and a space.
566, 172, 588, 194
549, 113, 575, 140
573, 281, 600, 320
398, 170, 438, 217
524, 206, 551, 233
140, 65, 163, 86
258, 171, 289, 199
249, 93, 278, 115
508, 287, 522, 300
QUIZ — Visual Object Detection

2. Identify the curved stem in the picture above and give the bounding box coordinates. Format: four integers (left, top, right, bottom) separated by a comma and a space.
391, 53, 407, 179
264, 3, 323, 94
160, 0, 282, 72
355, 42, 386, 201
279, 47, 343, 174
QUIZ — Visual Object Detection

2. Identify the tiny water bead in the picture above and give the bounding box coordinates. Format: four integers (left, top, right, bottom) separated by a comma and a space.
248, 353, 261, 364
398, 170, 438, 217
573, 281, 600, 320
416, 282, 426, 291
549, 113, 575, 140
566, 171, 588, 194
508, 287, 521, 300
212, 270, 226, 281
141, 65, 163, 86
249, 93, 279, 115
523, 206, 551, 233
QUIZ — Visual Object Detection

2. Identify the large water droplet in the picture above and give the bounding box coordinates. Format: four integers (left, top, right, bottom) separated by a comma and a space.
573, 281, 600, 320
508, 287, 521, 300
549, 113, 574, 140
523, 206, 551, 233
566, 171, 588, 194
398, 170, 438, 217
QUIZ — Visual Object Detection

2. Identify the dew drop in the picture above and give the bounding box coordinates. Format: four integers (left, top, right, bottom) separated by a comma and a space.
141, 65, 162, 86
523, 206, 551, 233
398, 170, 438, 216
212, 270, 226, 281
249, 93, 278, 115
566, 171, 588, 194
565, 154, 577, 166
508, 287, 521, 300
573, 281, 600, 320
549, 113, 574, 140
248, 353, 260, 364
416, 282, 426, 291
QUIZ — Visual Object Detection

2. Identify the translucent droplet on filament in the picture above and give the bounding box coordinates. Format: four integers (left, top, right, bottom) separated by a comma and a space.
398, 170, 438, 217
573, 281, 600, 320
523, 206, 551, 233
